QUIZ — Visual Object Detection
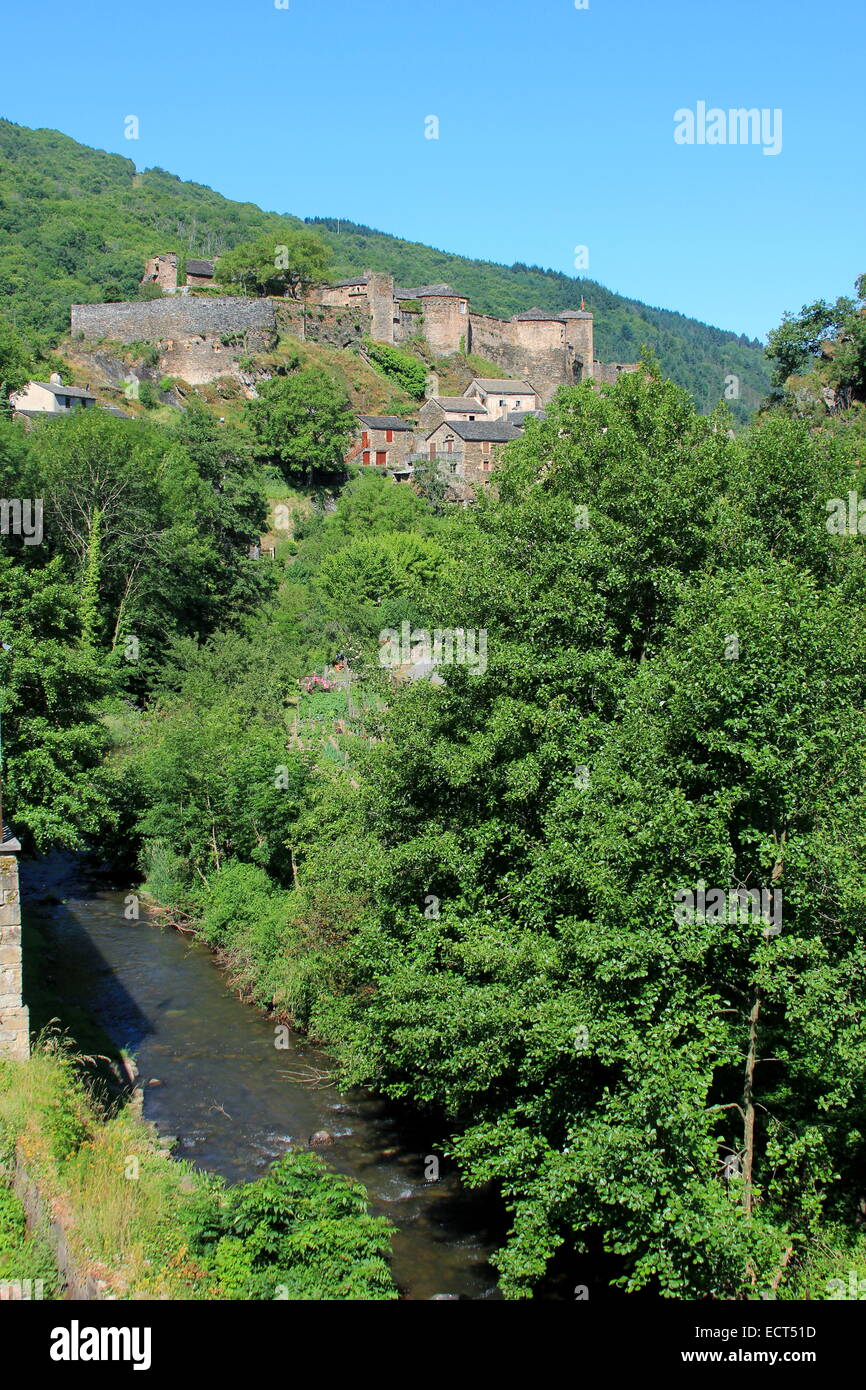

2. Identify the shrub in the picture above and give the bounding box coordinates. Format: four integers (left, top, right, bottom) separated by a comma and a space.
363, 340, 427, 399
189, 1151, 397, 1300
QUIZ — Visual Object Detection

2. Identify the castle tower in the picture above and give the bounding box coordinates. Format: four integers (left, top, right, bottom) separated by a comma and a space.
364, 269, 396, 344
561, 306, 594, 381
417, 287, 469, 356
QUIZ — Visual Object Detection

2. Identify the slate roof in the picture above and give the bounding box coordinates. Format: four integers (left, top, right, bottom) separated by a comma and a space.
400, 284, 463, 299
358, 415, 413, 430
429, 397, 488, 413
430, 420, 521, 442
33, 381, 96, 399
507, 410, 547, 426
560, 309, 593, 319
467, 379, 534, 394
331, 277, 369, 288
186, 259, 215, 276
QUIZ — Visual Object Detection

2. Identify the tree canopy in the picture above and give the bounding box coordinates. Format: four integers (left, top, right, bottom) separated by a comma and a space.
214, 230, 331, 299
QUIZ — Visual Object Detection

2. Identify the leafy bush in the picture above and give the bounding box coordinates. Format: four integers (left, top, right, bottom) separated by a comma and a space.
137, 380, 158, 409
363, 339, 427, 399
189, 1151, 396, 1300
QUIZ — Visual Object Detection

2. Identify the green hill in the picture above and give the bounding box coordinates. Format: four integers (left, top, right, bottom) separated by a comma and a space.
0, 119, 768, 420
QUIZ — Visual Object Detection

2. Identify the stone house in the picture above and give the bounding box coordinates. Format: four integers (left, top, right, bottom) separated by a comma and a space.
186, 259, 216, 288
463, 379, 538, 420
11, 376, 96, 415
416, 395, 489, 434
349, 415, 416, 471
424, 417, 521, 491
318, 277, 371, 308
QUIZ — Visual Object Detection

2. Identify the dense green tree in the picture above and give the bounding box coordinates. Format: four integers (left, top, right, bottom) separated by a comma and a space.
136, 629, 306, 889
214, 230, 331, 299
21, 409, 270, 686
0, 553, 113, 849
247, 368, 355, 485
189, 1151, 396, 1300
765, 274, 866, 407
256, 366, 866, 1299
0, 319, 33, 404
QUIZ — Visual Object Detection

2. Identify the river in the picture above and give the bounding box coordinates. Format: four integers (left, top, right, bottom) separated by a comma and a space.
21, 853, 501, 1300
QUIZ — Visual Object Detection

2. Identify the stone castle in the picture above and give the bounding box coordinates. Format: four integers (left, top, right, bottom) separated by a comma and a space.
315, 271, 636, 400
70, 255, 636, 399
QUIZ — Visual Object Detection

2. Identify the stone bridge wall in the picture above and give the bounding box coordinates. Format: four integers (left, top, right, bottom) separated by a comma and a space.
0, 848, 28, 1060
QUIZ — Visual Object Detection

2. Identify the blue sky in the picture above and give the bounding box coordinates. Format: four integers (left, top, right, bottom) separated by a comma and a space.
2, 0, 864, 340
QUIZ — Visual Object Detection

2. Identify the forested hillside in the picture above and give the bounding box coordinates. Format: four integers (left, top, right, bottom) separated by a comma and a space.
0, 120, 768, 416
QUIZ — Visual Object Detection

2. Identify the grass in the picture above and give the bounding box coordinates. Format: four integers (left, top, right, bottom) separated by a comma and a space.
0, 1181, 61, 1297
0, 1036, 222, 1300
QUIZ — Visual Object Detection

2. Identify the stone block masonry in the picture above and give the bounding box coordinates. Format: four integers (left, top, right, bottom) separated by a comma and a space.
0, 848, 28, 1060
70, 296, 277, 346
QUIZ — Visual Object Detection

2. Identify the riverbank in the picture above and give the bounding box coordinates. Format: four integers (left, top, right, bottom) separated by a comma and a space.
0, 1034, 398, 1300
18, 852, 500, 1299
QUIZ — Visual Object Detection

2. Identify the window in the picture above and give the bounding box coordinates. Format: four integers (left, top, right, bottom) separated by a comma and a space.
499, 399, 505, 407
386, 429, 393, 442
376, 451, 387, 466
362, 451, 371, 466
361, 431, 369, 447
515, 400, 521, 408
460, 301, 467, 314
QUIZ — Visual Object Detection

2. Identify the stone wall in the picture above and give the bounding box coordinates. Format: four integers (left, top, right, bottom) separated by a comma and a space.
304, 305, 368, 350
156, 338, 246, 387
10, 1157, 106, 1299
71, 296, 277, 346
467, 313, 576, 402
0, 849, 28, 1061
590, 361, 641, 385
394, 308, 423, 343
273, 301, 308, 341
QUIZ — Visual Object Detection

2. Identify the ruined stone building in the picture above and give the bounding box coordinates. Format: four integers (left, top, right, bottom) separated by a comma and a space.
141, 254, 217, 293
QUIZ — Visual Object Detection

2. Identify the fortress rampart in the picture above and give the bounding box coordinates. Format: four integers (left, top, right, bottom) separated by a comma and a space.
71, 296, 276, 345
